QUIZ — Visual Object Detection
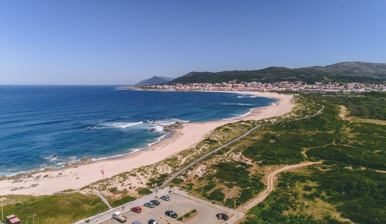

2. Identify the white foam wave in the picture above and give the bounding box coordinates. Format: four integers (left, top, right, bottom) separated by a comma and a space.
91, 134, 167, 162
237, 94, 257, 98
111, 122, 143, 128
223, 108, 256, 120
91, 148, 144, 162
94, 121, 144, 129
44, 155, 58, 162
151, 126, 165, 132
148, 134, 167, 147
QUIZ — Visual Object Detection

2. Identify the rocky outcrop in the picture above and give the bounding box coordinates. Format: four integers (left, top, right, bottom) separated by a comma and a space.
164, 121, 185, 130
64, 158, 92, 168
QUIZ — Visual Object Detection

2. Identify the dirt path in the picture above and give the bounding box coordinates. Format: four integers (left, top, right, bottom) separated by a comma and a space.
97, 193, 112, 209
237, 161, 322, 212
339, 105, 349, 120
161, 103, 325, 189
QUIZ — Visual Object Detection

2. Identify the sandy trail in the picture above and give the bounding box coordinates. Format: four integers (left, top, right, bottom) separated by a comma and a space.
0, 91, 294, 196
238, 162, 322, 212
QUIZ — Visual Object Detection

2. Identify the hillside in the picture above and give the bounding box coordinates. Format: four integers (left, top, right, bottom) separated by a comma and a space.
134, 76, 174, 86
168, 62, 386, 84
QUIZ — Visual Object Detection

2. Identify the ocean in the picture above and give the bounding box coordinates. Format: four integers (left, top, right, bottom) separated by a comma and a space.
0, 86, 276, 176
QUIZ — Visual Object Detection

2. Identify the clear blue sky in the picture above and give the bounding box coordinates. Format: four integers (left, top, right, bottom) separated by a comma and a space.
1, 0, 385, 85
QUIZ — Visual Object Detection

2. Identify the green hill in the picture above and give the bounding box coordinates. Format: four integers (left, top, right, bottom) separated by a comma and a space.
168, 62, 386, 84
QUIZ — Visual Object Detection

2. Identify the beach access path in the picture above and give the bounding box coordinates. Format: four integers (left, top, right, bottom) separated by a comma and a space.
160, 102, 324, 189
0, 91, 294, 196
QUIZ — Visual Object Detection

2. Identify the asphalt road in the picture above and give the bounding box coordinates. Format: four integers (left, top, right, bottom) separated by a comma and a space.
76, 188, 244, 224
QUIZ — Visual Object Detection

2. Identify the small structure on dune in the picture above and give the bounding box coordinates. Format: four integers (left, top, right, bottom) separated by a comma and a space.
6, 214, 21, 224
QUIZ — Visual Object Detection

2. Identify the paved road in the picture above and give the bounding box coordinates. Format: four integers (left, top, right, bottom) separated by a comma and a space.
238, 161, 322, 211
76, 188, 244, 224
161, 103, 324, 188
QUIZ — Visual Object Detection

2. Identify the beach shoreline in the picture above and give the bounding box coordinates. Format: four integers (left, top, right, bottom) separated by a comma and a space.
0, 91, 294, 196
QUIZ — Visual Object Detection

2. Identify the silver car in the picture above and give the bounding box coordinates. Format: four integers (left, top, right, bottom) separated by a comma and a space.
144, 202, 155, 208
160, 195, 170, 201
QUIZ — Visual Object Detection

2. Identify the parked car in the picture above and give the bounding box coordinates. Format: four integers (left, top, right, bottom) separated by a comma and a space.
132, 221, 142, 224
165, 210, 178, 218
144, 202, 155, 208
112, 211, 127, 223
148, 219, 158, 224
216, 213, 229, 220
150, 199, 160, 205
160, 195, 170, 201
131, 206, 142, 213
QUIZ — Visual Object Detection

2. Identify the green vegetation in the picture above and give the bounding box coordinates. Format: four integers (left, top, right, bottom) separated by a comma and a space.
207, 188, 225, 201
203, 181, 216, 191
108, 187, 118, 193
109, 195, 136, 208
147, 174, 169, 187
246, 171, 349, 224
1, 193, 108, 224
312, 92, 386, 120
204, 162, 265, 206
137, 188, 152, 195
176, 209, 197, 221
168, 62, 386, 84
171, 178, 184, 184
244, 93, 386, 223
313, 168, 386, 224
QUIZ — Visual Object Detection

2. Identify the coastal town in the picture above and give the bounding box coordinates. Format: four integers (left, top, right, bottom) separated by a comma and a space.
137, 81, 386, 93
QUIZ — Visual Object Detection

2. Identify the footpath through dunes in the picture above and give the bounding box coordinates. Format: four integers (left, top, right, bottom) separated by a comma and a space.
158, 101, 325, 217
160, 102, 324, 189
237, 161, 322, 212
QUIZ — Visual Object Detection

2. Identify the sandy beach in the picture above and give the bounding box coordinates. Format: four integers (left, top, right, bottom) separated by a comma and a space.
0, 91, 294, 196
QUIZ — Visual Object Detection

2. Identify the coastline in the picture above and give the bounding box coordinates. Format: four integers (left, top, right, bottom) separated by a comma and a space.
0, 91, 294, 196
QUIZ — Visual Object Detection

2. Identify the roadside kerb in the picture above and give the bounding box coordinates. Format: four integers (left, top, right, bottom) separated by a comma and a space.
179, 193, 245, 224
74, 200, 133, 224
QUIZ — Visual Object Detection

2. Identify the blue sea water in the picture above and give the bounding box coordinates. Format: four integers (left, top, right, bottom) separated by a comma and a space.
0, 86, 276, 176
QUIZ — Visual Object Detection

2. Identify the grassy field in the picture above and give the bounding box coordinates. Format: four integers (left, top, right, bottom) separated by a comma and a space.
0, 193, 109, 224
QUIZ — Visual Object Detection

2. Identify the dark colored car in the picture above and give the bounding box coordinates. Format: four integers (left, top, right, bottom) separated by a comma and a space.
131, 206, 142, 213
148, 219, 158, 224
216, 213, 229, 220
150, 200, 160, 205
165, 210, 178, 218
160, 195, 170, 201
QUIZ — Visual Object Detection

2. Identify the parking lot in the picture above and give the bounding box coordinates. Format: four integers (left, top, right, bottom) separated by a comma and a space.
101, 191, 239, 224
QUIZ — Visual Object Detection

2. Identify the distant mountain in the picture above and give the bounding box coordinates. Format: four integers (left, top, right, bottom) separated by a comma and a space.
296, 62, 386, 78
167, 62, 386, 84
133, 76, 175, 86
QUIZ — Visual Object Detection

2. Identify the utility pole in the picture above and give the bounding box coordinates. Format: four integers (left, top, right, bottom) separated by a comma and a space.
1, 203, 3, 221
